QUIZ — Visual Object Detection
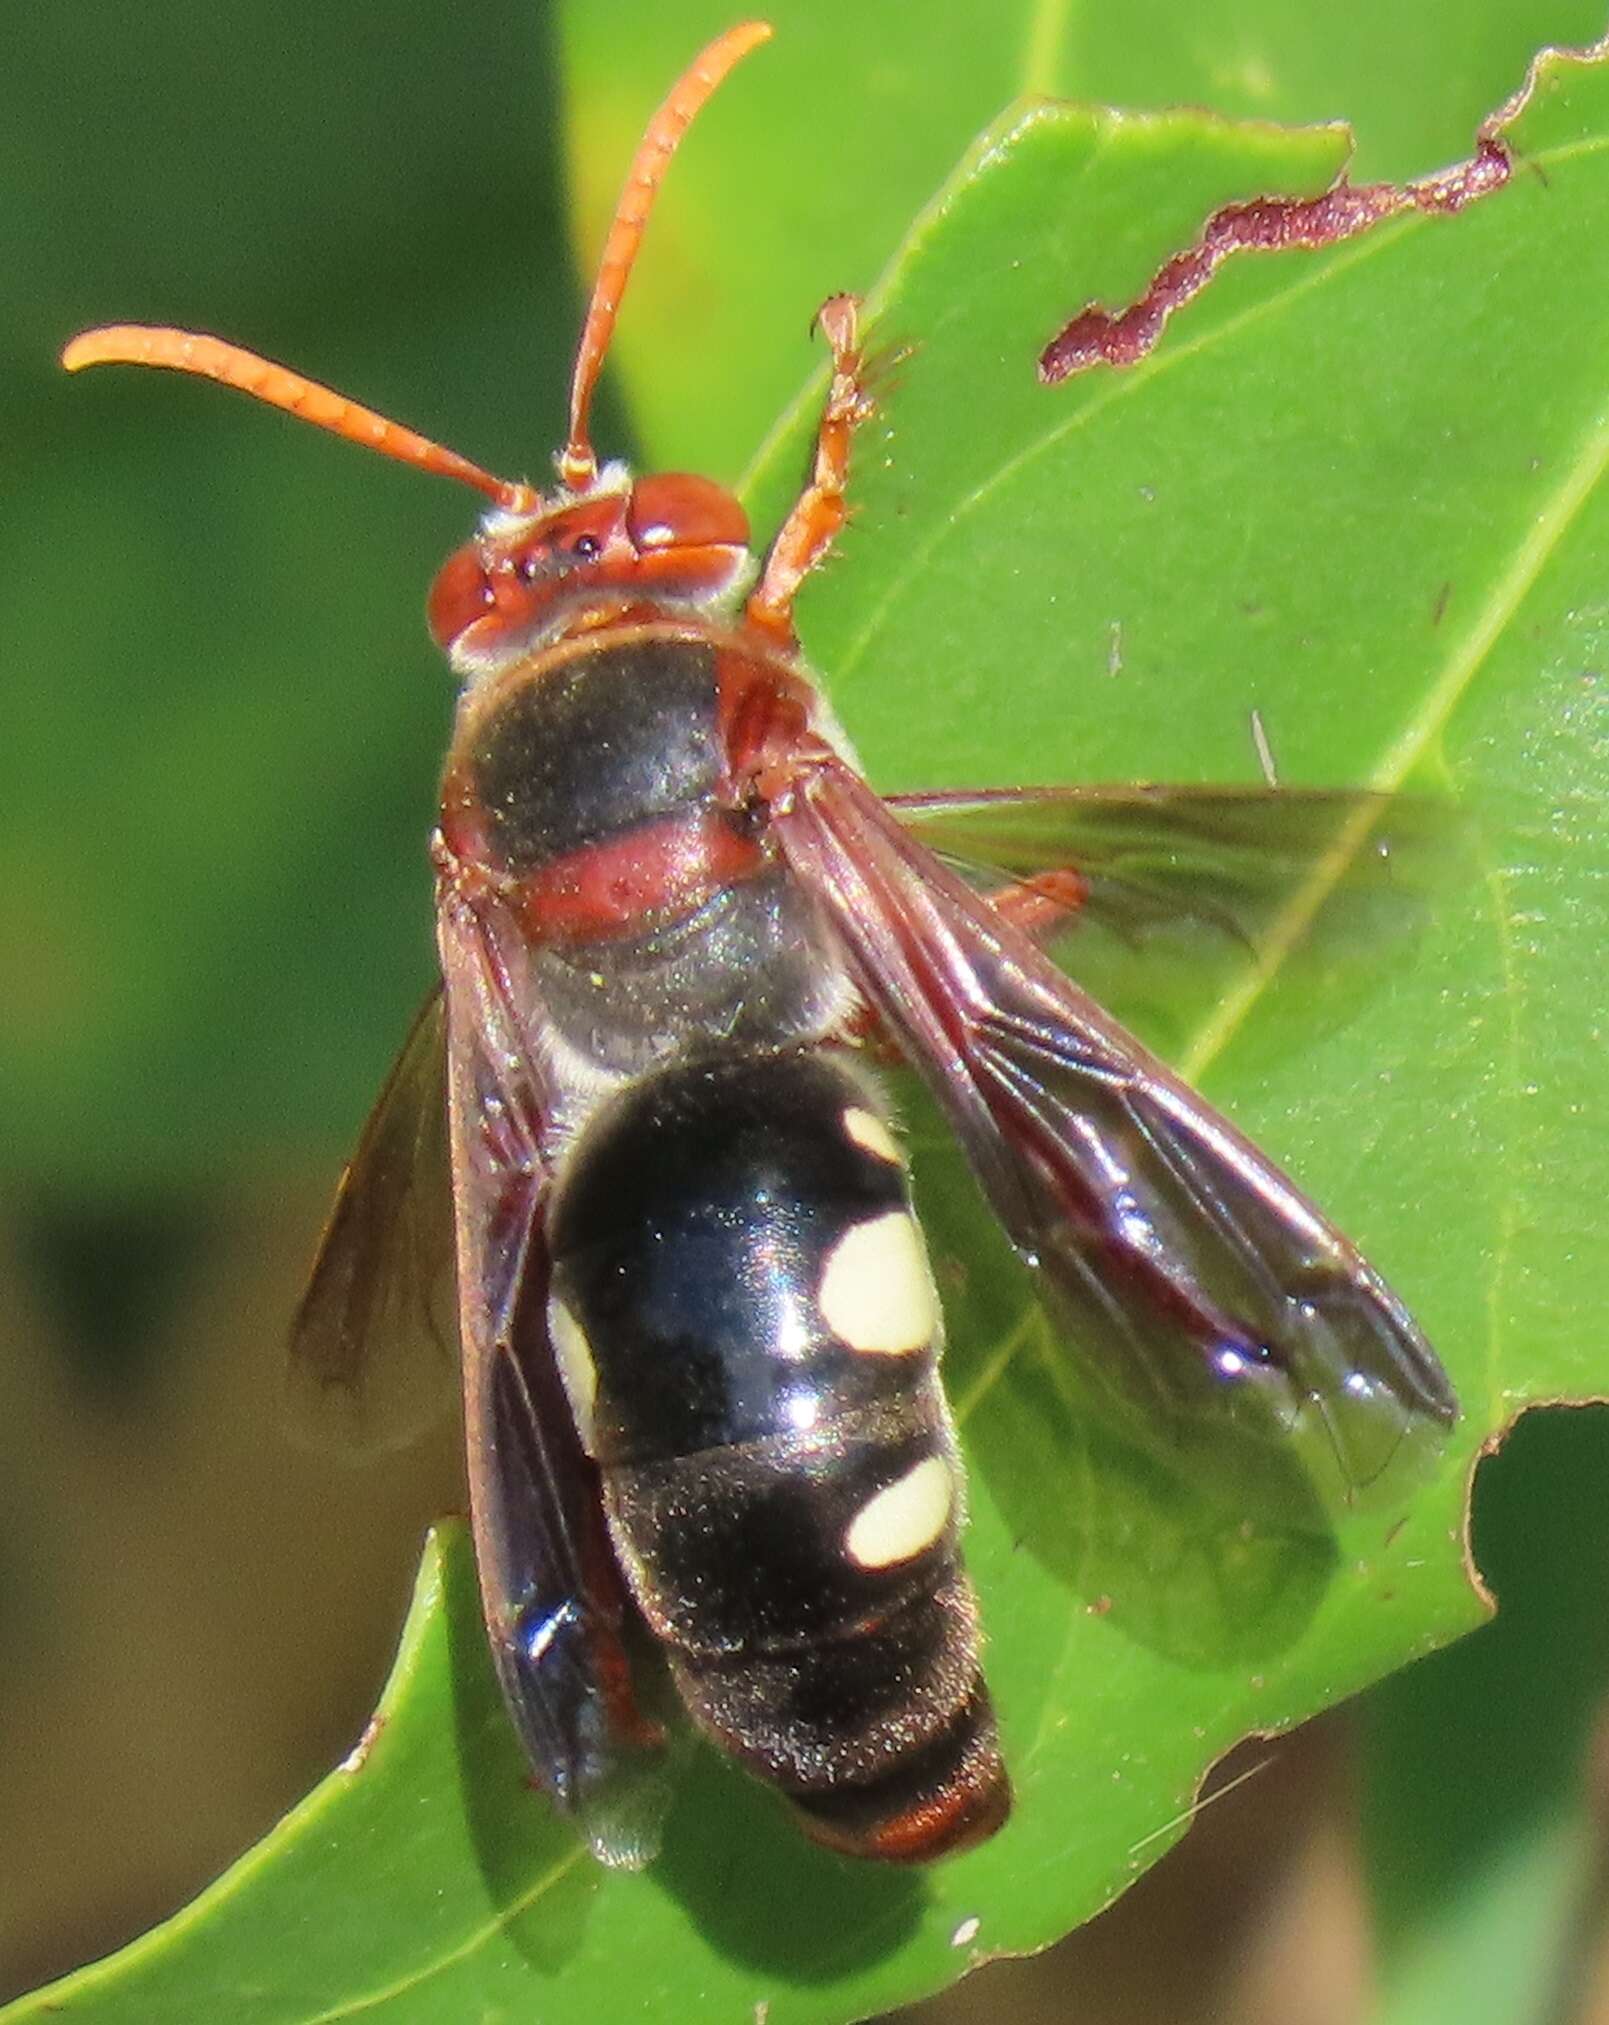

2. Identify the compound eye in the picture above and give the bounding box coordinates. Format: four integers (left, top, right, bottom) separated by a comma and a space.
626, 472, 749, 553
427, 543, 494, 649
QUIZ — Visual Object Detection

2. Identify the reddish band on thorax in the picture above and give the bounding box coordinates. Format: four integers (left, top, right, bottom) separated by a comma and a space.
507, 805, 768, 947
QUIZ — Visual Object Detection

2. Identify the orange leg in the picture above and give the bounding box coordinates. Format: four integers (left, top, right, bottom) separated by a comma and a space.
746, 294, 876, 646
986, 868, 1089, 939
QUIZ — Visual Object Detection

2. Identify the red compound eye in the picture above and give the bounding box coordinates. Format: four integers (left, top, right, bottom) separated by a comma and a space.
626, 472, 749, 553
427, 543, 495, 649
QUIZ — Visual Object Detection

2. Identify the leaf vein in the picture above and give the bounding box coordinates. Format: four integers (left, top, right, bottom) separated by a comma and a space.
1181, 385, 1609, 1077
301, 1844, 587, 2022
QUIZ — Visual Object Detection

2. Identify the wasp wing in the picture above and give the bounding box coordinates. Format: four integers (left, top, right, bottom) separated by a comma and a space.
776, 758, 1457, 1518
437, 878, 669, 1869
888, 784, 1457, 1061
287, 987, 458, 1454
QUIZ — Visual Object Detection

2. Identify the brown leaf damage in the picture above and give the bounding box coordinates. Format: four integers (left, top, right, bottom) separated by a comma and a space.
1039, 32, 1609, 385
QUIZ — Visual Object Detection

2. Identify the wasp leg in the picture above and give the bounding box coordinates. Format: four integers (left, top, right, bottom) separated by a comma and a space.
983, 867, 1090, 939
746, 294, 875, 645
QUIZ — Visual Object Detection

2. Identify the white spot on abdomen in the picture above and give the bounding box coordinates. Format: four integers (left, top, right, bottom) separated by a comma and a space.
818, 1211, 939, 1355
842, 1105, 902, 1165
549, 1298, 599, 1455
846, 1454, 955, 1568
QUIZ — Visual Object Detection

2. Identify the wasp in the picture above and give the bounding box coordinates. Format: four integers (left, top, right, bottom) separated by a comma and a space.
65, 20, 1457, 1867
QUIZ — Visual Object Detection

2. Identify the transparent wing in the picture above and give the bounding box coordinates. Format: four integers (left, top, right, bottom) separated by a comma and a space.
889, 784, 1459, 1061
777, 758, 1458, 1520
438, 877, 669, 1868
286, 987, 458, 1455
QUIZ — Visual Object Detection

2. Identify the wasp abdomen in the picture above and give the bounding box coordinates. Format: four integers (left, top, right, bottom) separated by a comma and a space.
546, 1048, 1010, 1861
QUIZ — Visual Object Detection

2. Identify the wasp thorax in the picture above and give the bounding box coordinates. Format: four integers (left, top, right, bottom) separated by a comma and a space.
427, 473, 753, 671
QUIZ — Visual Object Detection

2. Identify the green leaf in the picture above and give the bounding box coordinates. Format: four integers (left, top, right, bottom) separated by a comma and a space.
560, 0, 1609, 476
14, 22, 1609, 2021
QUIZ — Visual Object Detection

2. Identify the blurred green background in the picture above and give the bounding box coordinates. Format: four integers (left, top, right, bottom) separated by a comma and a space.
5, 0, 1609, 2017
3, 0, 585, 1998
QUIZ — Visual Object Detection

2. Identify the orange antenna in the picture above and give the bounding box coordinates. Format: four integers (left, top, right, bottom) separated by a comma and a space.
61, 326, 538, 512
559, 20, 772, 493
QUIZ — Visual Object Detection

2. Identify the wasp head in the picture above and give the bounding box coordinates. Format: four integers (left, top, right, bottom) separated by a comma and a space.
427, 468, 752, 675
